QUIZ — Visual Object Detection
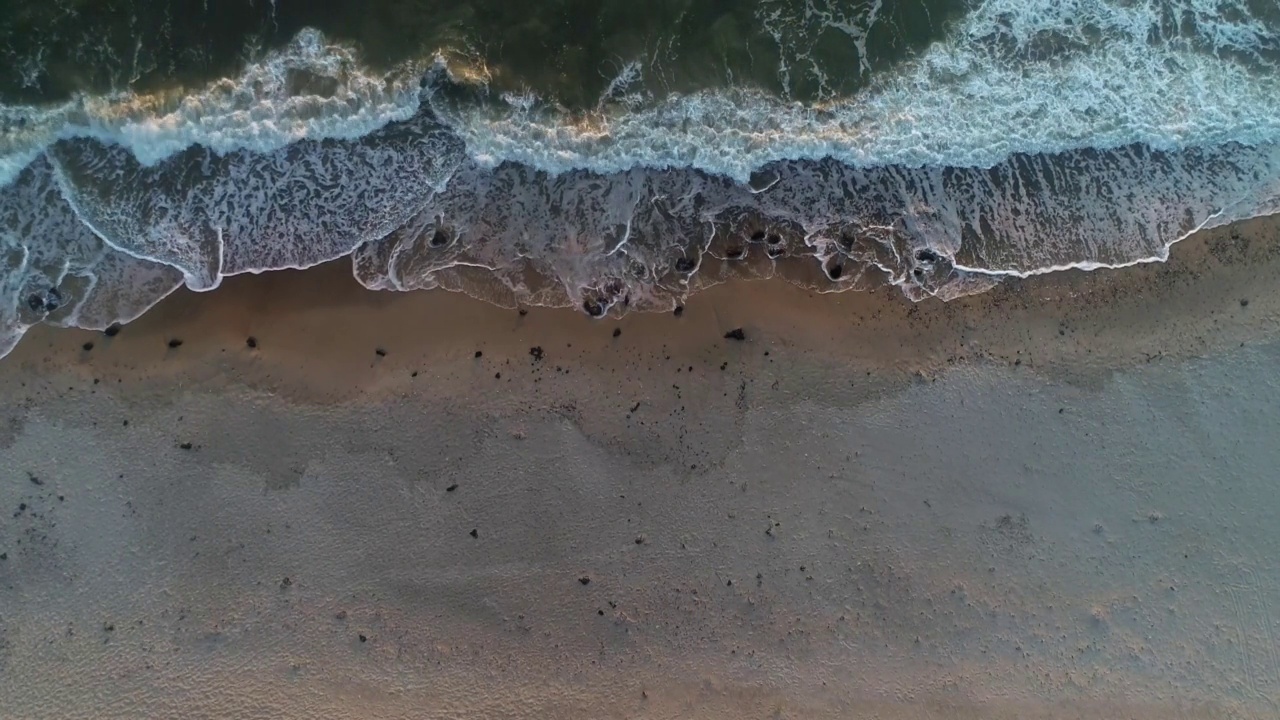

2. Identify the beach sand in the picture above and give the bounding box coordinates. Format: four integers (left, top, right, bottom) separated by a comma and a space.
2, 215, 1280, 719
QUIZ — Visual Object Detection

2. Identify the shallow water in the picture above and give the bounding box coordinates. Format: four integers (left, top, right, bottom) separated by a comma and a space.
2, 0, 1279, 357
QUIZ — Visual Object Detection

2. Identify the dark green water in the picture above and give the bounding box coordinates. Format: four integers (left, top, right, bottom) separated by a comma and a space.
0, 0, 961, 106
3, 0, 1280, 361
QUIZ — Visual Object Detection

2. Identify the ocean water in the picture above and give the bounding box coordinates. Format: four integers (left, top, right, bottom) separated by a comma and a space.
2, 0, 1280, 355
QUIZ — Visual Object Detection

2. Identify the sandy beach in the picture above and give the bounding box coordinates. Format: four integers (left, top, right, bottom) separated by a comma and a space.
2, 214, 1280, 719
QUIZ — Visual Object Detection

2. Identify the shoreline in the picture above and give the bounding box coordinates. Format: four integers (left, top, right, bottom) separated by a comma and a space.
5, 212, 1277, 400
0, 211, 1278, 719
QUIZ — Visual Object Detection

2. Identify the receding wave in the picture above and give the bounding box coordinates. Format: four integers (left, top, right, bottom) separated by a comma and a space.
2, 0, 1280, 357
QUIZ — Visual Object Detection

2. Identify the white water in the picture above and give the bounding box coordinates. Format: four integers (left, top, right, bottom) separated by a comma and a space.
3, 0, 1278, 187
1, 0, 1280, 359
434, 0, 1280, 179
0, 29, 424, 189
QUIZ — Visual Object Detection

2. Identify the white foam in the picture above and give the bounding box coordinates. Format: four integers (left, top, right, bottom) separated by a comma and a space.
0, 29, 423, 188
431, 0, 1280, 179
5, 0, 1275, 188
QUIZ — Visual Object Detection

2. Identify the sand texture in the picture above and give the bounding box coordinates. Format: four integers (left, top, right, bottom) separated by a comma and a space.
1, 217, 1280, 719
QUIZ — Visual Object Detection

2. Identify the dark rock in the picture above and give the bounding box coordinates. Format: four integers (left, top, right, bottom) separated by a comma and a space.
446, 483, 458, 492
612, 328, 622, 338
469, 528, 478, 538
82, 341, 94, 352
474, 350, 483, 358
673, 305, 684, 317
358, 634, 367, 642
529, 346, 544, 361
179, 442, 193, 450
429, 228, 450, 247
916, 249, 939, 263
246, 336, 257, 349
578, 576, 591, 585
375, 348, 387, 357
582, 298, 605, 317
104, 324, 120, 337
674, 257, 696, 273
281, 577, 292, 587
167, 338, 183, 349
724, 328, 746, 341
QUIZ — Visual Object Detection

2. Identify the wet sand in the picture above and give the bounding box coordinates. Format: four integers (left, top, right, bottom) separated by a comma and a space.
1, 216, 1279, 719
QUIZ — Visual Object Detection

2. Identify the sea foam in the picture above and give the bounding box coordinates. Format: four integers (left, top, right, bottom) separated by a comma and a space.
432, 0, 1280, 179
1, 0, 1279, 359
0, 30, 424, 189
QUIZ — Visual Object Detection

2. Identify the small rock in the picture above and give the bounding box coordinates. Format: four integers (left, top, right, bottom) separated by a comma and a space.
167, 338, 183, 349
578, 576, 591, 585
529, 346, 544, 361
246, 336, 257, 349
104, 324, 121, 337
612, 328, 622, 338
446, 483, 459, 492
469, 528, 478, 538
724, 328, 746, 341
375, 348, 387, 357
82, 341, 94, 352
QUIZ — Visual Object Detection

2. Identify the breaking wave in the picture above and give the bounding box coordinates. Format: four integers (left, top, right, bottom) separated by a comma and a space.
2, 0, 1280, 357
